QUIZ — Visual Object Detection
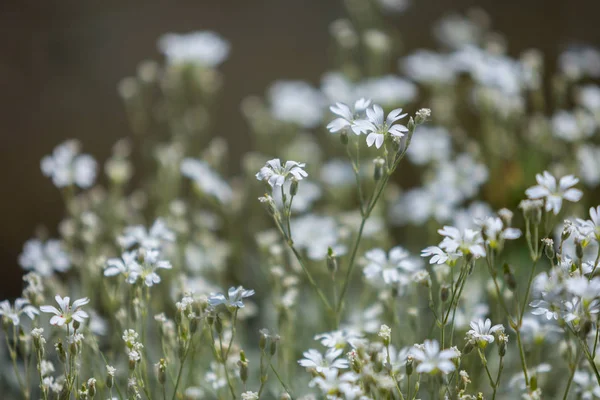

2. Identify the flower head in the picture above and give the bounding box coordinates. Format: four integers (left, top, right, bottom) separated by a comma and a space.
208, 286, 255, 310
525, 171, 583, 215
0, 298, 38, 326
157, 31, 230, 67
18, 239, 70, 276
40, 295, 90, 326
118, 219, 175, 250
466, 318, 504, 348
41, 140, 97, 188
353, 104, 408, 148
298, 348, 349, 373
363, 246, 422, 285
326, 98, 372, 134
256, 158, 308, 188
411, 340, 459, 375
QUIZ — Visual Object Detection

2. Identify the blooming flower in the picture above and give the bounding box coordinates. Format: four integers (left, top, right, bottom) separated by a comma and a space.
326, 98, 372, 134
465, 318, 503, 348
421, 246, 460, 265
314, 329, 362, 349
298, 348, 349, 373
525, 171, 583, 215
18, 238, 70, 276
411, 340, 459, 375
0, 298, 38, 326
256, 158, 308, 188
41, 140, 97, 188
157, 31, 230, 67
104, 251, 138, 277
438, 226, 486, 258
576, 206, 600, 241
363, 246, 422, 285
353, 104, 408, 148
126, 249, 172, 287
181, 158, 233, 204
241, 392, 259, 400
118, 219, 175, 250
208, 286, 255, 309
477, 216, 522, 248
268, 80, 325, 128
40, 295, 90, 326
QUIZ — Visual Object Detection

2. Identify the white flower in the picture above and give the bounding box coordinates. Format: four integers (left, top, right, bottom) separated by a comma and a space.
241, 392, 259, 400
0, 298, 38, 326
181, 158, 233, 204
268, 80, 325, 128
319, 159, 355, 187
559, 46, 600, 80
525, 171, 583, 215
290, 214, 346, 260
157, 31, 230, 67
309, 369, 360, 399
551, 110, 595, 142
126, 249, 172, 287
208, 286, 255, 309
529, 299, 559, 320
466, 318, 503, 347
118, 219, 175, 250
573, 370, 600, 399
407, 126, 452, 165
314, 329, 362, 349
363, 246, 422, 285
298, 348, 349, 373
577, 145, 600, 187
256, 158, 308, 188
421, 246, 460, 265
104, 251, 138, 277
477, 216, 522, 248
377, 0, 410, 13
402, 50, 455, 85
411, 340, 459, 375
578, 84, 600, 113
353, 104, 408, 149
18, 239, 70, 276
41, 140, 97, 188
438, 226, 486, 258
577, 206, 600, 241
565, 277, 600, 303
40, 295, 90, 326
326, 98, 372, 134
378, 324, 391, 342
356, 75, 417, 106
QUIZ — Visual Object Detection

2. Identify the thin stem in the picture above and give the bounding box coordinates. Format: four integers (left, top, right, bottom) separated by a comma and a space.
562, 351, 581, 400
515, 329, 530, 386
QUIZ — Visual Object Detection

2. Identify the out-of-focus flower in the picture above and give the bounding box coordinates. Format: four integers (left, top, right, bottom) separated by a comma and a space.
411, 340, 459, 375
157, 31, 230, 67
181, 158, 233, 204
363, 246, 422, 285
298, 348, 349, 373
268, 80, 325, 128
18, 239, 70, 276
118, 219, 175, 250
326, 99, 372, 134
0, 298, 38, 326
208, 286, 255, 309
41, 140, 97, 189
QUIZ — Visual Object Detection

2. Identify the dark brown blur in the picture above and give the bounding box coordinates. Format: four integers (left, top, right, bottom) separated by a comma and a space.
0, 0, 599, 299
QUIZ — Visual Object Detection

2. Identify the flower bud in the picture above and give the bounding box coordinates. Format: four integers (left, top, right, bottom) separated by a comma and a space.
290, 179, 299, 196
503, 263, 517, 291
270, 335, 280, 356
327, 247, 338, 275
414, 108, 431, 125
530, 375, 538, 391
73, 320, 81, 331
340, 131, 349, 145
543, 238, 555, 260
88, 378, 97, 397
215, 315, 223, 334
157, 359, 167, 385
406, 356, 414, 376
259, 329, 269, 351
576, 239, 584, 260
55, 342, 66, 364
373, 158, 385, 181
238, 352, 249, 383
440, 285, 450, 302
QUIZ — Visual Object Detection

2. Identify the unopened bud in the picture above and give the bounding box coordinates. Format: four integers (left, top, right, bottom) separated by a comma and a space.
157, 359, 167, 385
290, 179, 299, 196
503, 263, 517, 290
373, 158, 385, 181
406, 357, 414, 376
576, 239, 584, 260
270, 335, 280, 356
215, 315, 223, 334
530, 375, 538, 391
441, 285, 450, 302
340, 131, 349, 145
259, 329, 269, 351
327, 247, 338, 274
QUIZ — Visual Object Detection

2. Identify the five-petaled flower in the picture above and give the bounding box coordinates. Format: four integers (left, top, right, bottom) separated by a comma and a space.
353, 105, 408, 149
256, 158, 308, 188
525, 171, 583, 215
40, 295, 90, 326
208, 286, 255, 310
326, 98, 372, 134
411, 340, 459, 375
0, 298, 39, 326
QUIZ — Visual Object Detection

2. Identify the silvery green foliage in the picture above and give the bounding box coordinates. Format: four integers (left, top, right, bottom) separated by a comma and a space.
2, 6, 600, 400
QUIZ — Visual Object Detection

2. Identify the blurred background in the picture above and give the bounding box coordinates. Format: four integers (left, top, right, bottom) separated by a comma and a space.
0, 0, 599, 299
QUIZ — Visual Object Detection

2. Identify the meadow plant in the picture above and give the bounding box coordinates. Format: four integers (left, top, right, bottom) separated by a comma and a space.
3, 3, 600, 400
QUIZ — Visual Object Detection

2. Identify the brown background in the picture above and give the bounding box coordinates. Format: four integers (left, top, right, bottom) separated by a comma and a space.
0, 0, 599, 299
